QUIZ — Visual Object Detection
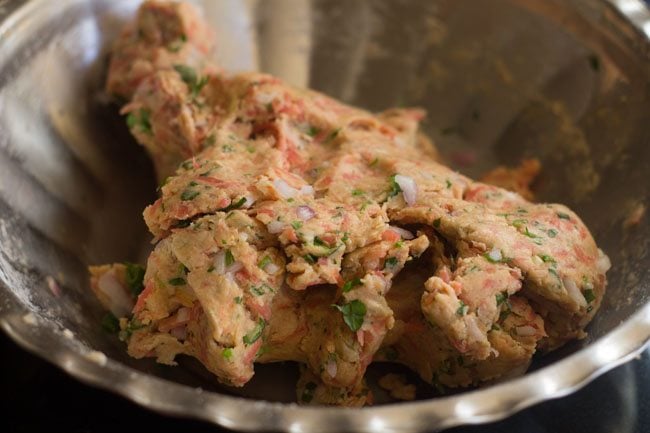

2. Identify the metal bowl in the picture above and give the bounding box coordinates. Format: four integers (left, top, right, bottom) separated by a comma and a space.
1, 0, 649, 431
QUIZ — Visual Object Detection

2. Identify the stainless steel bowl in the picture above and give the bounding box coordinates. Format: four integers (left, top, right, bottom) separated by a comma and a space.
1, 0, 649, 431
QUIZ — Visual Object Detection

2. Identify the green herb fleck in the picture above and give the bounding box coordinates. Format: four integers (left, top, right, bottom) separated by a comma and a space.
180, 188, 200, 201
387, 174, 402, 198
243, 318, 266, 345
352, 189, 365, 196
583, 289, 596, 303
511, 219, 527, 228
333, 300, 367, 332
384, 256, 399, 269
306, 126, 320, 137
325, 128, 340, 143
433, 218, 441, 228
495, 292, 507, 306
547, 229, 558, 238
250, 285, 266, 296
342, 278, 362, 293
258, 256, 272, 269
369, 157, 379, 167
222, 348, 233, 360
303, 254, 318, 264
446, 179, 452, 189
219, 197, 247, 212
224, 249, 235, 267
168, 277, 186, 286
539, 254, 556, 264
456, 300, 468, 316
523, 227, 539, 239
291, 221, 303, 230
301, 381, 317, 403
124, 262, 146, 296
222, 144, 234, 153
173, 64, 208, 98
118, 319, 145, 341
126, 109, 152, 135
234, 296, 243, 304
101, 313, 120, 334
557, 212, 571, 220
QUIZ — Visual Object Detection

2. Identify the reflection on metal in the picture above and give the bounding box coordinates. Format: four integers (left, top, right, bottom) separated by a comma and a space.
0, 0, 649, 431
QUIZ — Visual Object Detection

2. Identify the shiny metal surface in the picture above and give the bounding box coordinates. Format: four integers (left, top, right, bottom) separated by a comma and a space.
0, 0, 649, 431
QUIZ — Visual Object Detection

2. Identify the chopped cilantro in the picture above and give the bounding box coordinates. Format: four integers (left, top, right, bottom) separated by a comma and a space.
369, 157, 379, 167
124, 262, 146, 296
243, 318, 266, 345
180, 188, 200, 201
352, 189, 365, 196
523, 227, 539, 239
387, 174, 402, 198
126, 109, 152, 135
547, 229, 558, 238
433, 218, 441, 228
258, 256, 272, 269
495, 292, 507, 306
218, 197, 247, 212
234, 296, 243, 304
539, 254, 556, 264
168, 277, 186, 286
511, 219, 527, 228
583, 289, 596, 303
324, 128, 340, 143
342, 278, 362, 293
333, 300, 366, 332
313, 236, 329, 247
301, 381, 317, 403
384, 256, 399, 269
203, 134, 216, 147
224, 249, 235, 267
250, 285, 266, 296
222, 348, 233, 360
101, 313, 120, 334
173, 64, 208, 98
456, 300, 468, 316
304, 254, 318, 264
557, 212, 571, 220
291, 221, 303, 230
446, 179, 452, 189
306, 125, 320, 137
222, 144, 234, 153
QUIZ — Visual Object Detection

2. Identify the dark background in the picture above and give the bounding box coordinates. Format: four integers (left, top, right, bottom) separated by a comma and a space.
2, 331, 648, 433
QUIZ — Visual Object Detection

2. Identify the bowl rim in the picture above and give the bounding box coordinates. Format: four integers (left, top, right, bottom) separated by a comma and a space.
1, 0, 650, 431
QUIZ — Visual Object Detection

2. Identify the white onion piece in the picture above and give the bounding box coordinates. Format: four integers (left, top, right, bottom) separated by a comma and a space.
243, 194, 256, 208
300, 185, 314, 196
325, 359, 338, 378
466, 318, 484, 343
596, 249, 611, 274
227, 261, 244, 274
98, 270, 134, 317
170, 326, 187, 340
267, 220, 285, 234
176, 307, 191, 323
487, 248, 502, 263
389, 225, 414, 240
265, 262, 280, 274
273, 179, 297, 199
296, 205, 316, 221
563, 277, 588, 308
394, 174, 417, 206
255, 91, 276, 106
516, 326, 537, 337
213, 250, 226, 274
239, 232, 249, 242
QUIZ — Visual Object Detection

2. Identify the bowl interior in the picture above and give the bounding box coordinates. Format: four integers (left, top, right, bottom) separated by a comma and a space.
0, 0, 649, 405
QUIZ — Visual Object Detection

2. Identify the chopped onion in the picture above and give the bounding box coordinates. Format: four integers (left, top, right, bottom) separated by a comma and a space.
273, 179, 296, 199
563, 277, 587, 308
325, 359, 338, 378
170, 326, 187, 340
227, 261, 244, 274
242, 194, 256, 208
300, 185, 314, 196
487, 248, 502, 263
516, 326, 537, 337
466, 317, 484, 343
389, 225, 414, 240
98, 270, 134, 317
394, 174, 417, 206
176, 307, 190, 323
596, 249, 611, 274
296, 205, 316, 221
265, 262, 280, 274
213, 250, 226, 274
267, 220, 285, 234
255, 91, 276, 106
239, 232, 249, 241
